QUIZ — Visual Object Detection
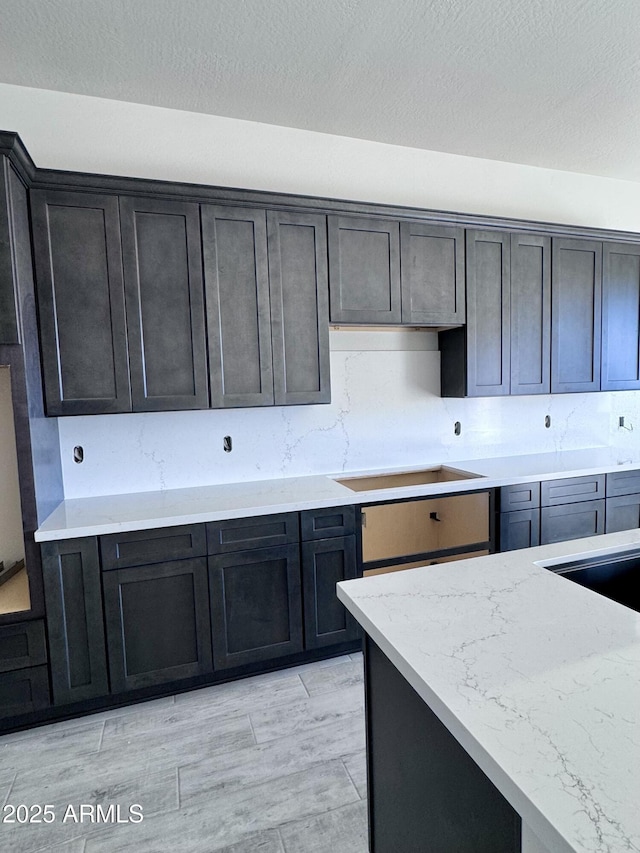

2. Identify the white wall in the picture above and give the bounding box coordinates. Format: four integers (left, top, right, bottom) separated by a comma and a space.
0, 367, 25, 561
0, 83, 637, 499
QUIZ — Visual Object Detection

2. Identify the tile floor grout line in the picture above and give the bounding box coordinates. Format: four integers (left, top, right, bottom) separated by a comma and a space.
341, 754, 366, 800
2, 771, 16, 808
97, 720, 106, 752
297, 673, 311, 698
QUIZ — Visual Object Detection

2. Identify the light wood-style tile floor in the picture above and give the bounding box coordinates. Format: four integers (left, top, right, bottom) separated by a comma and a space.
0, 653, 367, 853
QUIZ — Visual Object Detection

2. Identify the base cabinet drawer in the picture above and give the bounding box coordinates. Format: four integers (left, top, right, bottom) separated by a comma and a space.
541, 475, 605, 506
606, 494, 640, 533
0, 666, 50, 718
0, 621, 47, 673
209, 544, 303, 669
302, 536, 360, 649
103, 558, 212, 692
499, 509, 540, 552
540, 500, 605, 545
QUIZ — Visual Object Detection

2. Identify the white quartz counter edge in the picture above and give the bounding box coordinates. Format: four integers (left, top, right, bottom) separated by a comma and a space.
337, 529, 640, 853
35, 446, 640, 541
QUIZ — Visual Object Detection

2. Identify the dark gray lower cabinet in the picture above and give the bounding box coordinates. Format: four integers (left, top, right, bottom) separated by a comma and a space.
499, 509, 540, 552
41, 537, 109, 705
302, 536, 359, 649
0, 157, 21, 344
0, 666, 50, 718
103, 558, 212, 692
209, 544, 303, 669
540, 500, 605, 545
606, 494, 640, 533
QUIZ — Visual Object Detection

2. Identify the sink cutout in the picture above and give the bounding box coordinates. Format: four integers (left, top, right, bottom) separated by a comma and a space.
334, 465, 482, 492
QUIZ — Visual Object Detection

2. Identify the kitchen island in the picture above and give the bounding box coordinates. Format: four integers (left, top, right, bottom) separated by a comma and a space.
337, 529, 640, 853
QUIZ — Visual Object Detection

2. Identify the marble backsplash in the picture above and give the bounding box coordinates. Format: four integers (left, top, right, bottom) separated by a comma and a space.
56, 330, 630, 499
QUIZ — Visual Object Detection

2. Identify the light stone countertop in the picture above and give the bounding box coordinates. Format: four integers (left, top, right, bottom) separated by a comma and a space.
337, 528, 640, 853
35, 446, 640, 541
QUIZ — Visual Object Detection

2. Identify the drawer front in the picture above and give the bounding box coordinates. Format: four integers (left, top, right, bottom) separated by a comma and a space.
207, 513, 299, 554
0, 621, 47, 673
300, 506, 356, 541
499, 509, 541, 552
540, 500, 605, 545
541, 475, 605, 507
100, 525, 206, 570
0, 665, 50, 718
606, 469, 640, 498
606, 494, 640, 533
500, 483, 540, 512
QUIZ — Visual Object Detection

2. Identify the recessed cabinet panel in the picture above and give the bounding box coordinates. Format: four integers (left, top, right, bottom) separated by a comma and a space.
400, 223, 465, 325
510, 233, 551, 394
465, 231, 510, 396
268, 211, 330, 404
551, 238, 602, 393
0, 158, 20, 344
209, 544, 303, 669
120, 197, 208, 411
302, 536, 359, 649
602, 242, 640, 390
605, 495, 640, 533
0, 666, 50, 718
202, 206, 274, 407
31, 190, 130, 415
328, 216, 401, 323
540, 500, 605, 545
499, 509, 540, 552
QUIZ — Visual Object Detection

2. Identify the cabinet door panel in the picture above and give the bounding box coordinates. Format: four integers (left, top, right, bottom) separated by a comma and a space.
121, 197, 208, 411
602, 242, 640, 390
328, 216, 401, 323
31, 190, 130, 415
202, 205, 274, 407
465, 230, 510, 396
500, 483, 540, 512
606, 469, 640, 498
0, 665, 50, 718
606, 495, 640, 533
540, 500, 605, 545
510, 233, 551, 394
41, 537, 109, 704
541, 475, 605, 507
207, 513, 299, 554
551, 238, 602, 393
103, 558, 212, 692
499, 509, 540, 552
0, 621, 47, 673
302, 536, 359, 649
209, 545, 303, 669
400, 223, 465, 325
269, 211, 330, 404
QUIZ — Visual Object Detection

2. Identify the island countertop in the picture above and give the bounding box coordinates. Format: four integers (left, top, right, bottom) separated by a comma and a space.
337, 528, 640, 853
35, 446, 640, 541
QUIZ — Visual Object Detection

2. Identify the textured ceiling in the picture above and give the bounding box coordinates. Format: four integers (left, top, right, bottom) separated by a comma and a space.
1, 0, 640, 180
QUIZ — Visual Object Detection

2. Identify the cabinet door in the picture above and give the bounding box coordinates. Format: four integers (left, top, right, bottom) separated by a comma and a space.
606, 495, 640, 533
209, 544, 303, 669
601, 242, 640, 390
31, 190, 130, 415
103, 558, 212, 692
540, 500, 605, 545
268, 211, 330, 404
0, 621, 47, 673
510, 233, 551, 394
120, 197, 208, 411
400, 223, 465, 325
201, 205, 274, 407
464, 230, 510, 396
0, 157, 20, 344
0, 666, 50, 719
328, 216, 401, 324
41, 537, 109, 704
551, 238, 602, 393
499, 509, 540, 552
302, 536, 360, 649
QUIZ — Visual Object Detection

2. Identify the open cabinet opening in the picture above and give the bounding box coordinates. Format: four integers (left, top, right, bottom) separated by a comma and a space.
0, 365, 29, 615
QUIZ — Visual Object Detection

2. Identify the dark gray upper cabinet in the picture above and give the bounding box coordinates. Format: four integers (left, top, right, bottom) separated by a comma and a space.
201, 205, 274, 408
267, 210, 330, 405
328, 216, 401, 324
31, 189, 131, 415
551, 238, 602, 393
462, 230, 511, 396
203, 206, 330, 408
601, 241, 640, 390
0, 157, 20, 344
510, 233, 551, 395
400, 222, 465, 325
120, 197, 208, 411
